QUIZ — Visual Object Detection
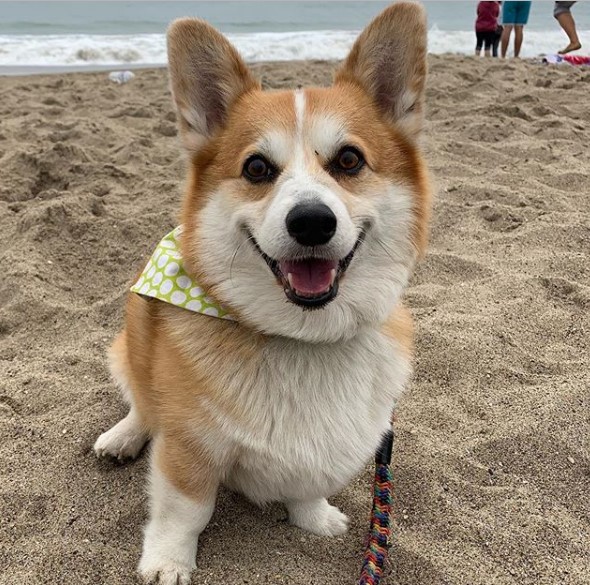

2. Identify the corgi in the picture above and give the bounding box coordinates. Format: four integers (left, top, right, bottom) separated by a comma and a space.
93, 3, 430, 583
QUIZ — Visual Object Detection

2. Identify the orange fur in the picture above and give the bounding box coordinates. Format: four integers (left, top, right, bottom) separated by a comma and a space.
114, 297, 265, 498
155, 434, 220, 501
382, 303, 415, 359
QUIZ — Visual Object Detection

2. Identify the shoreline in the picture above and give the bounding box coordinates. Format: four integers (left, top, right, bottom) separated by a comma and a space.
0, 54, 560, 78
0, 62, 167, 77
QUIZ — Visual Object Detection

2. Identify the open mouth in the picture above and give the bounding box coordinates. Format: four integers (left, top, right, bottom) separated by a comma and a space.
250, 231, 366, 309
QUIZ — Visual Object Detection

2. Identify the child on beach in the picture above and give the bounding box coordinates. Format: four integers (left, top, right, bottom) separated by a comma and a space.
475, 1, 501, 57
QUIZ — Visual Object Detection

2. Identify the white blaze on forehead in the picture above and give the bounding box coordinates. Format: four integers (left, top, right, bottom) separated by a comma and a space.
294, 89, 346, 160
292, 89, 307, 174
255, 90, 347, 169
294, 89, 305, 137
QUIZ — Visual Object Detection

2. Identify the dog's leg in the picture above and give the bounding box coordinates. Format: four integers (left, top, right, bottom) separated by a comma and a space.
94, 330, 149, 460
286, 498, 349, 536
138, 437, 218, 585
94, 405, 148, 460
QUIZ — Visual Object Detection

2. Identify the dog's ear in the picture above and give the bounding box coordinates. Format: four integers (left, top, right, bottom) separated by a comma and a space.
335, 2, 427, 139
167, 19, 259, 151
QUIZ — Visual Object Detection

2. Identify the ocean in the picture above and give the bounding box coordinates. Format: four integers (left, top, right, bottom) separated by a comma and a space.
0, 1, 589, 71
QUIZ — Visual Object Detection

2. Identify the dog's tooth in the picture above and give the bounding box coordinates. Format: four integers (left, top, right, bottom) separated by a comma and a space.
287, 273, 294, 288
330, 269, 336, 285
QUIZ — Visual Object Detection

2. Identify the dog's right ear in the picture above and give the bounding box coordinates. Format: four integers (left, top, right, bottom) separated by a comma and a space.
167, 19, 259, 151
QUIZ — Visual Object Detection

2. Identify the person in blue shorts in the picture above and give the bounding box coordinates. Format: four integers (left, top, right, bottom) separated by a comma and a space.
500, 0, 532, 58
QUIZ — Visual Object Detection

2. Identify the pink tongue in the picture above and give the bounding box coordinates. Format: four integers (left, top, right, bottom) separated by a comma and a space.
280, 259, 338, 295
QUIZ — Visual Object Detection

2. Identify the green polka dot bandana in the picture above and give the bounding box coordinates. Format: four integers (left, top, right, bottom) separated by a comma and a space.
130, 226, 234, 321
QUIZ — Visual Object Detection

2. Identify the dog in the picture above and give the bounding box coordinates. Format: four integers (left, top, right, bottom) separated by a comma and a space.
93, 3, 430, 583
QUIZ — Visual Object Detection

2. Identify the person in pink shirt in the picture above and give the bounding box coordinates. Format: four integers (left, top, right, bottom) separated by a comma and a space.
475, 1, 501, 57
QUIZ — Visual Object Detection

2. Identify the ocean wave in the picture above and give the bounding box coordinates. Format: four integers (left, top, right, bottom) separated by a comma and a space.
0, 29, 586, 67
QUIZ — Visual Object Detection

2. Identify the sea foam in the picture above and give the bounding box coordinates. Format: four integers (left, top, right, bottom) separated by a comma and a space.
0, 29, 586, 67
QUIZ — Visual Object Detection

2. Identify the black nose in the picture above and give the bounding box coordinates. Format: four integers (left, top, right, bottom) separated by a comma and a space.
285, 203, 337, 247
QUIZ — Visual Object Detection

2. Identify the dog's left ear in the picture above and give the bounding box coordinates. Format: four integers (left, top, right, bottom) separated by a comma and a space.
335, 2, 427, 139
167, 18, 260, 151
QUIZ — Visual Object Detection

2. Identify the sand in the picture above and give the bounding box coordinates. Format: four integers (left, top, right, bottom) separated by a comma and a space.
0, 55, 588, 585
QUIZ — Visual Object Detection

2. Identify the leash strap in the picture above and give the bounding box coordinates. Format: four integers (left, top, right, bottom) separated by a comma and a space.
359, 426, 394, 585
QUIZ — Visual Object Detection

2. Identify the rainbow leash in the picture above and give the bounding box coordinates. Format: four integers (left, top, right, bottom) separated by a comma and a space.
359, 425, 394, 585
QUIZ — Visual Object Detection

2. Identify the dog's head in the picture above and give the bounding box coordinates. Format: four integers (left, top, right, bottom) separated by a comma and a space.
167, 2, 430, 342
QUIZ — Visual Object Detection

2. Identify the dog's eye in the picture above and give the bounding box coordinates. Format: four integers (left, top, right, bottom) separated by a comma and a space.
330, 147, 365, 175
243, 155, 275, 183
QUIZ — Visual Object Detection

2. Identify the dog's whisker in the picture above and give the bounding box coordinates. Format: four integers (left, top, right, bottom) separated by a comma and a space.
229, 236, 254, 286
374, 237, 399, 265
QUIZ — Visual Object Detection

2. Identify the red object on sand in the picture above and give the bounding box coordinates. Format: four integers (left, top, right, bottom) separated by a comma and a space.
563, 54, 590, 66
543, 54, 590, 66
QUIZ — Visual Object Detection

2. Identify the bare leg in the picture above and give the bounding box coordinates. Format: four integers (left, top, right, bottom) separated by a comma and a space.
139, 438, 219, 585
501, 25, 513, 58
557, 12, 582, 53
286, 498, 349, 536
514, 26, 524, 58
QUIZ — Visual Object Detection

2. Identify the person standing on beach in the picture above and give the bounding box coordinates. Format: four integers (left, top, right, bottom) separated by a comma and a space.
554, 1, 582, 54
500, 0, 532, 58
475, 1, 501, 57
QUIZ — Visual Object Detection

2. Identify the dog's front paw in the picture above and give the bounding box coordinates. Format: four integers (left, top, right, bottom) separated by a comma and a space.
138, 557, 192, 585
93, 412, 148, 461
288, 498, 349, 537
94, 426, 145, 460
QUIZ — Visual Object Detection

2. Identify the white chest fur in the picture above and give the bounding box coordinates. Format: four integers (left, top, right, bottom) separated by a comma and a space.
190, 326, 411, 505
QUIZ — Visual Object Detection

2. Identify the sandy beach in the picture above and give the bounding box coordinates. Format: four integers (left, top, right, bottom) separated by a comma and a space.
0, 55, 588, 584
